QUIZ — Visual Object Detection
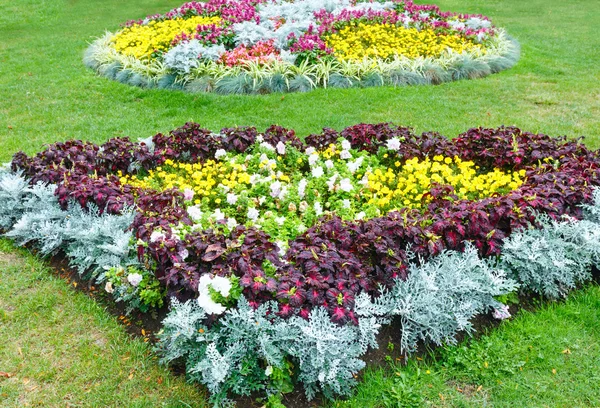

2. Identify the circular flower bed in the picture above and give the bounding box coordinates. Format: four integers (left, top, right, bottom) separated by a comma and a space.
5, 124, 600, 403
84, 0, 520, 94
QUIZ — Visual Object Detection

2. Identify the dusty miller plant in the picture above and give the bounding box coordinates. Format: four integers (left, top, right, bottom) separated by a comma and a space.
356, 243, 517, 353
500, 211, 600, 299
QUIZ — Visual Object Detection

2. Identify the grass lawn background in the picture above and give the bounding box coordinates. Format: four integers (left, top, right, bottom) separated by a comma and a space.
0, 0, 599, 406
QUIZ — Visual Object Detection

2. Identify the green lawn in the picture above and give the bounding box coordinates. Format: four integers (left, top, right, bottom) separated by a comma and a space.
1, 0, 599, 406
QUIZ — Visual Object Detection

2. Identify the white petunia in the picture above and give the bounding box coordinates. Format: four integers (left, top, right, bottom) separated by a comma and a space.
325, 160, 334, 169
256, 134, 264, 143
341, 139, 352, 150
327, 174, 338, 191
258, 196, 266, 205
247, 207, 260, 221
308, 154, 318, 166
339, 150, 352, 160
386, 137, 401, 151
339, 178, 353, 192
213, 208, 225, 221
270, 180, 283, 198
183, 188, 195, 201
260, 141, 275, 151
187, 206, 203, 221
211, 275, 232, 297
305, 146, 315, 155
314, 202, 323, 216
226, 193, 238, 205
356, 211, 366, 220
150, 230, 165, 243
226, 217, 238, 230
215, 149, 227, 159
275, 216, 286, 226
179, 248, 189, 260
297, 178, 308, 198
347, 156, 364, 173
342, 199, 351, 208
312, 166, 324, 178
197, 292, 226, 315
127, 273, 143, 287
276, 141, 286, 155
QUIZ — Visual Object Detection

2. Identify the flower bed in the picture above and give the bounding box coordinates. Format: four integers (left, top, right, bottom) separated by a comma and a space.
2, 124, 600, 405
84, 0, 520, 94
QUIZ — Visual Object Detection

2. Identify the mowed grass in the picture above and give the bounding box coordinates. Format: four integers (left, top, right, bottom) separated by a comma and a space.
0, 0, 599, 163
335, 285, 600, 408
0, 239, 207, 407
0, 0, 599, 406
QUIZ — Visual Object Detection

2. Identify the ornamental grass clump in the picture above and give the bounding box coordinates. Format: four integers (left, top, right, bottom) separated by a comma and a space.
85, 0, 520, 93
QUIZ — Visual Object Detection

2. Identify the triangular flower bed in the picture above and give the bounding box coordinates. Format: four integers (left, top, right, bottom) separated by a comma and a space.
85, 0, 520, 94
2, 124, 600, 405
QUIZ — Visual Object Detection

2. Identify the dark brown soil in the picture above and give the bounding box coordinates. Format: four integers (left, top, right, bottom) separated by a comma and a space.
44, 252, 600, 408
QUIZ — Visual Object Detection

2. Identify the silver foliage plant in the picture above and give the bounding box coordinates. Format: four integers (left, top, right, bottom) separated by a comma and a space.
158, 243, 517, 404
500, 208, 600, 299
0, 170, 137, 280
158, 297, 379, 404
355, 243, 517, 353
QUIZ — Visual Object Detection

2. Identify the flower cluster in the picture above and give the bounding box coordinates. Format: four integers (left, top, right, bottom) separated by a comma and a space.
11, 123, 600, 324
87, 0, 519, 92
112, 16, 222, 59
326, 24, 482, 61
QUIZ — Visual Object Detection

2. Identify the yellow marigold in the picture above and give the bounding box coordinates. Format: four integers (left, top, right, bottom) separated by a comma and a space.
111, 16, 221, 60
326, 23, 483, 62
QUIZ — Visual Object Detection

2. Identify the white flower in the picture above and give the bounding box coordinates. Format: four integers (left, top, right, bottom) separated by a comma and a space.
308, 154, 319, 166
211, 275, 232, 297
275, 216, 286, 225
339, 178, 353, 192
127, 273, 143, 287
198, 274, 212, 292
265, 366, 273, 376
256, 134, 264, 143
247, 207, 260, 221
276, 241, 287, 257
492, 304, 511, 320
386, 137, 401, 151
197, 292, 226, 315
188, 206, 203, 221
213, 208, 226, 221
179, 248, 189, 260
215, 149, 227, 159
226, 217, 238, 230
312, 166, 324, 178
325, 160, 334, 169
299, 201, 308, 213
270, 181, 283, 198
327, 174, 338, 191
183, 188, 195, 201
342, 199, 351, 208
356, 211, 366, 220
150, 231, 165, 243
259, 153, 269, 163
104, 281, 114, 294
250, 174, 260, 185
258, 196, 266, 205
276, 141, 286, 155
314, 202, 323, 216
226, 193, 238, 205
339, 150, 352, 160
260, 141, 275, 151
298, 178, 308, 198
347, 156, 364, 173
341, 139, 352, 150
305, 146, 315, 155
